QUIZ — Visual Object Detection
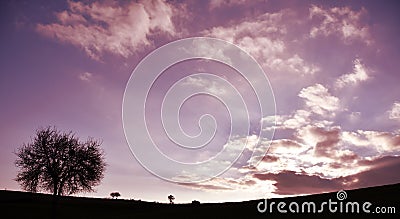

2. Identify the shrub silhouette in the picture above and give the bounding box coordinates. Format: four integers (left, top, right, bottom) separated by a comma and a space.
168, 194, 175, 204
110, 192, 121, 199
192, 200, 200, 205
14, 126, 106, 196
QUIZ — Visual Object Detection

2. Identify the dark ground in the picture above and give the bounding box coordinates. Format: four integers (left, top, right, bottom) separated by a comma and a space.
0, 183, 399, 219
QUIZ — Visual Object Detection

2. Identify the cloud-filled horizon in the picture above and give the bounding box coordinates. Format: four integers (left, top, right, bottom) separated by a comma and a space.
1, 0, 400, 203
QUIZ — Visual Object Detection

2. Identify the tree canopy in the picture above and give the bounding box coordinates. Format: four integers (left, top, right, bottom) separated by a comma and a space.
168, 194, 175, 204
110, 192, 121, 199
15, 126, 106, 196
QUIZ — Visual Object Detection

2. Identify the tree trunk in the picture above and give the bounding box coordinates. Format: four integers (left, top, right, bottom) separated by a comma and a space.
51, 194, 59, 219
53, 183, 58, 196
51, 181, 59, 219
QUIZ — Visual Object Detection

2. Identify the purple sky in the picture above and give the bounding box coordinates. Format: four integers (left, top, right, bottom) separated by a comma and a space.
1, 0, 400, 203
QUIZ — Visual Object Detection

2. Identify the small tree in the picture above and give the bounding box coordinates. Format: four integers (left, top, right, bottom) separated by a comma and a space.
168, 194, 175, 204
110, 192, 121, 199
14, 126, 106, 196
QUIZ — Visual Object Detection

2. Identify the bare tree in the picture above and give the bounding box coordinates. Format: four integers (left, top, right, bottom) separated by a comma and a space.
168, 194, 175, 204
110, 192, 121, 199
14, 126, 106, 196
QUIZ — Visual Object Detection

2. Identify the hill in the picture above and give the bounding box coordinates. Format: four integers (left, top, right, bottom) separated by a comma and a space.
0, 183, 399, 218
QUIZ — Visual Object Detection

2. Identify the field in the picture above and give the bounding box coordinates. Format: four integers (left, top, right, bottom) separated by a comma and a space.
0, 183, 399, 218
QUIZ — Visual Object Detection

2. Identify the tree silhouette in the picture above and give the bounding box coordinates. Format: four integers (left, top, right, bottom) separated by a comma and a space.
168, 194, 175, 204
110, 192, 121, 199
14, 126, 106, 196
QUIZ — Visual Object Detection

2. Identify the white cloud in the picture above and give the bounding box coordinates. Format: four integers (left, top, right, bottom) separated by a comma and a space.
349, 111, 361, 122
237, 37, 285, 61
79, 72, 93, 82
335, 59, 369, 88
220, 135, 262, 163
389, 102, 400, 121
181, 122, 400, 194
36, 0, 178, 60
205, 10, 287, 41
342, 130, 400, 153
270, 54, 319, 76
309, 5, 372, 44
182, 38, 233, 65
180, 75, 227, 96
254, 126, 367, 179
268, 139, 307, 154
209, 0, 250, 10
298, 84, 340, 116
281, 110, 311, 129
262, 110, 311, 131
204, 10, 319, 76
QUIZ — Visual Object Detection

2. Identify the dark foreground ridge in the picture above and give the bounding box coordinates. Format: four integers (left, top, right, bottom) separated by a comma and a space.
0, 183, 399, 219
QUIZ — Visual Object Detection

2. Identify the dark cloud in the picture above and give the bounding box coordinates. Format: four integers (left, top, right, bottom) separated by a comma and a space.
310, 126, 341, 157
349, 156, 400, 188
254, 171, 343, 195
261, 154, 280, 163
269, 139, 303, 153
253, 156, 400, 195
338, 152, 359, 163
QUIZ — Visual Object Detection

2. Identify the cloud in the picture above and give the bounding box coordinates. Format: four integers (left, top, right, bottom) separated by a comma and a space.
268, 139, 306, 155
178, 176, 257, 191
253, 156, 400, 195
348, 156, 400, 188
179, 182, 232, 191
253, 171, 342, 195
256, 123, 396, 179
180, 120, 400, 195
255, 70, 399, 193
389, 102, 400, 121
309, 5, 372, 44
204, 10, 319, 76
349, 111, 361, 122
267, 110, 311, 130
36, 0, 178, 60
209, 0, 250, 10
78, 72, 93, 82
256, 138, 357, 178
298, 84, 340, 116
335, 59, 369, 88
270, 54, 319, 76
181, 38, 233, 65
297, 126, 341, 158
342, 130, 400, 153
205, 9, 287, 40
181, 76, 227, 95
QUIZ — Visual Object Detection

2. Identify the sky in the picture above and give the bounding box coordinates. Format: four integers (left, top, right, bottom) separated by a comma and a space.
1, 0, 400, 203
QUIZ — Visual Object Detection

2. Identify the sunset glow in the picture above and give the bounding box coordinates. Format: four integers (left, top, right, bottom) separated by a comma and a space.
1, 0, 400, 203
